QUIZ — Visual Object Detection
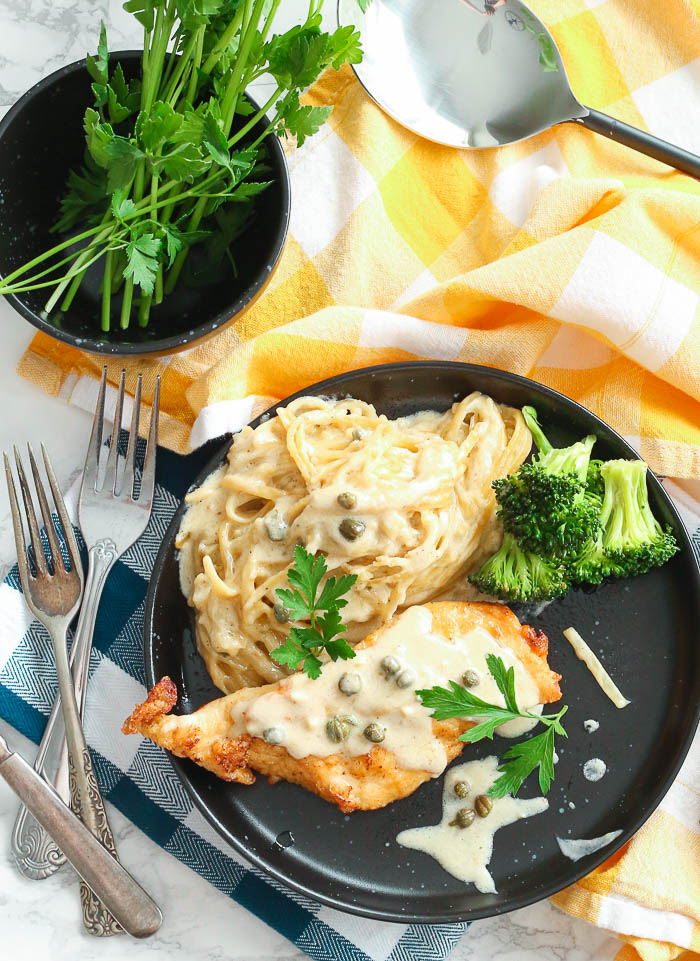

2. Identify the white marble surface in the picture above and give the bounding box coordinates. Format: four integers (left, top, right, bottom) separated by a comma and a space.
0, 2, 622, 959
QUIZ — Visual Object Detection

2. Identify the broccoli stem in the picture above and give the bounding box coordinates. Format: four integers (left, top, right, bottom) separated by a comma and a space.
600, 460, 659, 552
541, 434, 596, 484
522, 406, 552, 455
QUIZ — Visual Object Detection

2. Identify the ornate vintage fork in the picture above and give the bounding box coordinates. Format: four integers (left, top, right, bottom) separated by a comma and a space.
10, 369, 159, 924
5, 444, 123, 935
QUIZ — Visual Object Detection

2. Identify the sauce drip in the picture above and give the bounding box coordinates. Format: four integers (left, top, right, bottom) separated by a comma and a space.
227, 606, 541, 773
396, 756, 548, 892
556, 830, 622, 862
583, 758, 607, 782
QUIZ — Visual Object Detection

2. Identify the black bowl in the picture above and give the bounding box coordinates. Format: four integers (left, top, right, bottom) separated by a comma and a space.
0, 52, 291, 356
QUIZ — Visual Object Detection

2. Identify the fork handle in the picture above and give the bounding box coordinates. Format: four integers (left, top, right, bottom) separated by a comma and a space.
48, 612, 125, 937
0, 737, 161, 938
11, 539, 119, 880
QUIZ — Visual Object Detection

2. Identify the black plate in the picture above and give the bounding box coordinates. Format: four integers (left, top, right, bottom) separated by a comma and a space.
144, 362, 700, 923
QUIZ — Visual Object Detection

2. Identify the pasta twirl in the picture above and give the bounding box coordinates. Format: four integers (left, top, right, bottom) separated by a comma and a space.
176, 393, 531, 693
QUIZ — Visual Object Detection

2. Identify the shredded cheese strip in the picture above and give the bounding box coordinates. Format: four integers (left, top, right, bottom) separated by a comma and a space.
176, 393, 531, 694
563, 627, 630, 709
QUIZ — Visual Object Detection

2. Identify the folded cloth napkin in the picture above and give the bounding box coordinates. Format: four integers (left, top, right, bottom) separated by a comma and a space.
16, 2, 700, 476
6, 0, 700, 956
551, 487, 700, 961
0, 450, 468, 961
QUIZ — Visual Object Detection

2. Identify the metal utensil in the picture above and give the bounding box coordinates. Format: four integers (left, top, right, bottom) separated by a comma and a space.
6, 444, 123, 935
338, 0, 700, 179
0, 734, 161, 938
11, 369, 159, 887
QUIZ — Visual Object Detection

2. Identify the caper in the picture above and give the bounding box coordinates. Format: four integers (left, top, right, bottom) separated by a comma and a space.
339, 517, 365, 541
326, 714, 357, 743
363, 722, 385, 743
273, 601, 290, 624
337, 491, 358, 510
352, 427, 366, 441
264, 509, 288, 541
396, 669, 416, 689
475, 794, 493, 818
453, 780, 470, 799
380, 655, 401, 678
449, 807, 475, 829
262, 726, 285, 745
461, 669, 481, 688
338, 672, 362, 696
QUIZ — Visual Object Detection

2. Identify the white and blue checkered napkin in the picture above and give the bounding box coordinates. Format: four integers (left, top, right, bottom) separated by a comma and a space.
0, 444, 469, 961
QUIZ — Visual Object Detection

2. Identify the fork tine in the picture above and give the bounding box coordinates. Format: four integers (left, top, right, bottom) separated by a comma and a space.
139, 375, 159, 505
13, 446, 48, 577
27, 444, 64, 574
82, 366, 107, 496
121, 373, 142, 499
4, 452, 32, 589
42, 444, 82, 584
104, 369, 126, 495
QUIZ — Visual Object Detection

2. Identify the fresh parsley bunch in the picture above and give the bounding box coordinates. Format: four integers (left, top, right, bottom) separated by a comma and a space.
270, 545, 358, 679
0, 0, 366, 331
418, 654, 568, 797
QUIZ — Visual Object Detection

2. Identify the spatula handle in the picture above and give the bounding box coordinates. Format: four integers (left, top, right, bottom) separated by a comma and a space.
0, 736, 162, 938
575, 108, 700, 180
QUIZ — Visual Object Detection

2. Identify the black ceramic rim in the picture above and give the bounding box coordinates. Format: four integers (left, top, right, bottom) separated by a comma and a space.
0, 52, 291, 356
143, 361, 700, 923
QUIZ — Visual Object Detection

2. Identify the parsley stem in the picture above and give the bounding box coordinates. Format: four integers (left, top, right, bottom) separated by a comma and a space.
227, 87, 281, 150
162, 32, 196, 105
101, 248, 113, 331
201, 4, 245, 77
184, 26, 204, 105
222, 0, 266, 135
59, 265, 88, 312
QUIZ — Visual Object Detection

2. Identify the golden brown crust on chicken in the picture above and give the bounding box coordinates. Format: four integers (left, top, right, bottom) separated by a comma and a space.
123, 602, 561, 812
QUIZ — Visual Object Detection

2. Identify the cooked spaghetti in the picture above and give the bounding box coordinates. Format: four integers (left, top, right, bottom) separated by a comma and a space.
176, 394, 531, 694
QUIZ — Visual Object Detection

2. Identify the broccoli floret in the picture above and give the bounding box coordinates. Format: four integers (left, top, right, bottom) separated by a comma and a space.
571, 458, 678, 584
493, 407, 599, 558
468, 532, 569, 602
523, 406, 596, 483
598, 459, 678, 576
568, 524, 623, 586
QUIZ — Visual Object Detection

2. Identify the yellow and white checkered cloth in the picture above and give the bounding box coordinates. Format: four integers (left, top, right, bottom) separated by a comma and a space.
13, 1, 700, 958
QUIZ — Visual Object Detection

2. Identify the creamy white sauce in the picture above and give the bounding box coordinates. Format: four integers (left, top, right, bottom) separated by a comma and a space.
227, 606, 541, 773
556, 830, 622, 862
496, 704, 542, 739
583, 758, 607, 782
396, 756, 548, 892
583, 718, 600, 734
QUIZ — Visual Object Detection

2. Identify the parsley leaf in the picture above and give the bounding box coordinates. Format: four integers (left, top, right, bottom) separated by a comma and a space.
137, 101, 183, 152
417, 656, 567, 796
270, 545, 358, 678
123, 232, 161, 294
276, 91, 332, 147
104, 137, 144, 192
86, 21, 109, 87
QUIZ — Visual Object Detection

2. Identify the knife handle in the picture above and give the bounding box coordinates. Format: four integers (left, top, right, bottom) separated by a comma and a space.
0, 736, 162, 939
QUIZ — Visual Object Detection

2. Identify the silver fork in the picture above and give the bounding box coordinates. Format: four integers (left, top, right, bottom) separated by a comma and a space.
10, 369, 159, 923
5, 445, 121, 935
